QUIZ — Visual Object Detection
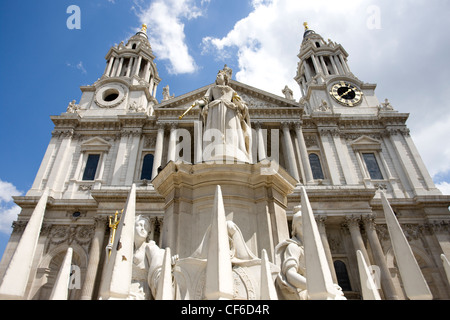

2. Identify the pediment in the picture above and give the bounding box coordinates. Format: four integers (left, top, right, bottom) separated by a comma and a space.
81, 137, 112, 152
155, 80, 301, 112
351, 135, 382, 151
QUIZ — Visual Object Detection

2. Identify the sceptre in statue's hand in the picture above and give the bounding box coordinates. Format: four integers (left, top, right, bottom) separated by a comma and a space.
178, 100, 205, 120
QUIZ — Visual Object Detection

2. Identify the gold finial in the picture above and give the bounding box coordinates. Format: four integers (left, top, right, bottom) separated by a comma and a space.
303, 22, 309, 30
141, 24, 148, 33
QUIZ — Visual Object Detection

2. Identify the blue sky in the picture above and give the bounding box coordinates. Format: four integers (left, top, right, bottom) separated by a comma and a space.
1, 0, 450, 259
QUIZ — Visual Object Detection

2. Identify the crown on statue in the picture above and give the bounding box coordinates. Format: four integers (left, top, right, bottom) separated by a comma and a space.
221, 64, 233, 80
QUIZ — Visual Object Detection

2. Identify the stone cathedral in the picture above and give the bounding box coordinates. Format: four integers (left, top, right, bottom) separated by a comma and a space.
0, 23, 449, 301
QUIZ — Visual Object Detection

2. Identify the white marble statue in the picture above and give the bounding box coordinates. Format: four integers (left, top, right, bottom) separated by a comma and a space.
128, 215, 153, 300
145, 239, 166, 299
128, 215, 168, 300
275, 206, 308, 300
193, 65, 252, 162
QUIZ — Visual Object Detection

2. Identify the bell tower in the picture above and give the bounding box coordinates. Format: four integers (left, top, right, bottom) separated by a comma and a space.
75, 24, 161, 116
295, 23, 381, 115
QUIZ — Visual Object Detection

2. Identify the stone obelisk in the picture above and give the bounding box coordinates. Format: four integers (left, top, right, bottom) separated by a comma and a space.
0, 188, 49, 300
300, 186, 345, 300
99, 184, 136, 300
381, 191, 432, 300
49, 247, 74, 300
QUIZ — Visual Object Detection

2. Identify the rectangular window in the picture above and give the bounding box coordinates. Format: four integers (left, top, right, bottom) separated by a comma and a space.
140, 154, 154, 180
362, 153, 383, 180
82, 154, 100, 181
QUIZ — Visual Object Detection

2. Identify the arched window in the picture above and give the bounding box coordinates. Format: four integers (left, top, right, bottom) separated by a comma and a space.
309, 153, 324, 180
334, 260, 352, 291
140, 154, 154, 180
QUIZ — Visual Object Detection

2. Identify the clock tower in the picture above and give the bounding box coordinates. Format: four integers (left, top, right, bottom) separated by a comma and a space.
295, 23, 380, 114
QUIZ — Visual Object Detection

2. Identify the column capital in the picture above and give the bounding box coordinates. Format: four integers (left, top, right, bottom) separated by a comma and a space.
293, 121, 303, 130
156, 122, 166, 130
281, 121, 292, 129
345, 215, 362, 229
254, 121, 263, 130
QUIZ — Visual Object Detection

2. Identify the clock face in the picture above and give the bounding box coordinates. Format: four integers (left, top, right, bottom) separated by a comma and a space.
330, 82, 363, 107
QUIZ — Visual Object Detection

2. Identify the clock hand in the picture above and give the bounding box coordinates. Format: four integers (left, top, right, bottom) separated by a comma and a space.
339, 88, 352, 98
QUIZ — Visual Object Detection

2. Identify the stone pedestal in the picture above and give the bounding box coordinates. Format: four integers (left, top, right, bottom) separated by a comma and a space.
152, 160, 296, 261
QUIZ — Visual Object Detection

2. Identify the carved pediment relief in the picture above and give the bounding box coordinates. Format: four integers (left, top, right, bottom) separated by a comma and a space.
351, 135, 382, 151
155, 80, 300, 111
80, 137, 112, 152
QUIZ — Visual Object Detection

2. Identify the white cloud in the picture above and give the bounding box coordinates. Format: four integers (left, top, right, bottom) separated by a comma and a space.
436, 182, 450, 196
134, 0, 208, 74
66, 61, 87, 74
201, 0, 370, 98
0, 180, 23, 235
200, 0, 450, 181
411, 112, 450, 179
77, 61, 87, 74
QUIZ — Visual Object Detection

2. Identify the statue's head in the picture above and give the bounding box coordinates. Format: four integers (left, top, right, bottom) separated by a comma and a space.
216, 64, 232, 85
135, 215, 151, 240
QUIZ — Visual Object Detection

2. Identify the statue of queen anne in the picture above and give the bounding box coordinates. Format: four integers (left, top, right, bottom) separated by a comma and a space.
193, 65, 252, 163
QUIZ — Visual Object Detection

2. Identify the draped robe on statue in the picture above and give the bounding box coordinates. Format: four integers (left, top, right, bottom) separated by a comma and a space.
200, 84, 252, 163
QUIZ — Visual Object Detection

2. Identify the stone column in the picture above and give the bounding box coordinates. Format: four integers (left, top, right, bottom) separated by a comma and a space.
125, 131, 142, 185
134, 56, 142, 77
144, 60, 151, 81
363, 215, 399, 300
115, 57, 124, 77
316, 216, 338, 283
319, 129, 340, 185
126, 57, 133, 77
29, 135, 58, 193
255, 122, 267, 161
294, 122, 314, 184
46, 130, 74, 195
152, 123, 165, 180
339, 54, 350, 73
330, 56, 339, 74
111, 132, 129, 185
319, 56, 328, 75
332, 133, 357, 185
105, 57, 115, 77
311, 54, 322, 74
80, 217, 107, 300
281, 122, 300, 182
111, 57, 119, 78
303, 61, 312, 81
346, 215, 371, 265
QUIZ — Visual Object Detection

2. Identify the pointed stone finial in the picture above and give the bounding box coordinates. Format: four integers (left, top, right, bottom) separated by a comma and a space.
156, 247, 174, 300
98, 184, 136, 300
441, 254, 450, 286
300, 186, 346, 300
380, 191, 432, 300
204, 186, 234, 300
0, 188, 49, 300
49, 247, 74, 300
260, 249, 278, 300
356, 250, 381, 300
